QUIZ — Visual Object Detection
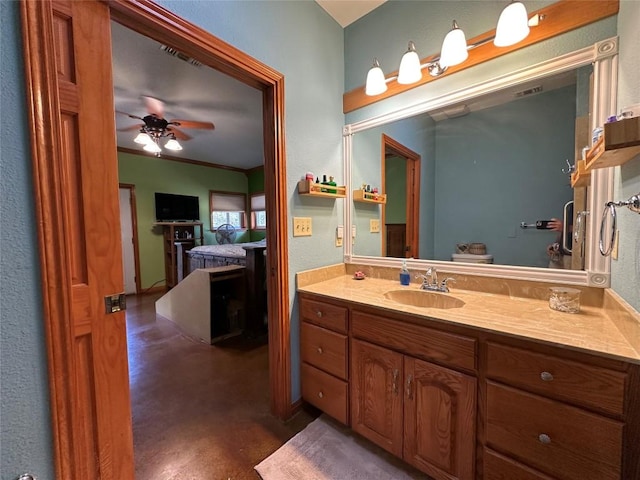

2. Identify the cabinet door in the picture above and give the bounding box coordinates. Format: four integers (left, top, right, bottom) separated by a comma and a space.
404, 357, 477, 480
351, 339, 404, 457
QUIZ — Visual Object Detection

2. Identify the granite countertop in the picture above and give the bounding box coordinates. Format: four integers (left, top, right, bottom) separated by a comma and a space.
298, 274, 640, 364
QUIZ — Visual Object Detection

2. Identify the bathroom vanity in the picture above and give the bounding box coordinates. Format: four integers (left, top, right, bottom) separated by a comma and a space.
297, 265, 640, 480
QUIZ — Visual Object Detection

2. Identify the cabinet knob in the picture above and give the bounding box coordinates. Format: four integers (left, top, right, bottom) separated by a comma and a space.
538, 433, 552, 444
316, 311, 323, 318
540, 371, 554, 382
318, 391, 324, 399
317, 347, 323, 354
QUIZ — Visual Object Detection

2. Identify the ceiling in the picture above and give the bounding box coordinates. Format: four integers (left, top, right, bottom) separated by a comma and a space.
111, 22, 264, 170
112, 2, 384, 170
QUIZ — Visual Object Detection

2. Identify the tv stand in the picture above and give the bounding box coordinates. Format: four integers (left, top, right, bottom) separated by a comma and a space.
154, 222, 204, 288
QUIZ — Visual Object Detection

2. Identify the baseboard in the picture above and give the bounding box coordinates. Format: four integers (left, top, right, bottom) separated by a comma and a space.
138, 285, 166, 295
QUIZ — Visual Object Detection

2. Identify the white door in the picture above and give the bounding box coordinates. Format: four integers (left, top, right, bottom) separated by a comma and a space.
119, 187, 137, 294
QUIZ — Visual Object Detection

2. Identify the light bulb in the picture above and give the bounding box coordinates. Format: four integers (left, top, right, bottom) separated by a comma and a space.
365, 59, 388, 96
439, 21, 468, 68
165, 138, 183, 151
134, 132, 151, 145
398, 41, 422, 85
494, 1, 530, 47
143, 140, 161, 153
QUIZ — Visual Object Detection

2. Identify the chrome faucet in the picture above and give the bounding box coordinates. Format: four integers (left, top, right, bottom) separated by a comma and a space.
417, 267, 455, 292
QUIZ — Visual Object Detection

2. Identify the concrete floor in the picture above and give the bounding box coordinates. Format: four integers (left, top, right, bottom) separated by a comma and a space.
126, 293, 317, 479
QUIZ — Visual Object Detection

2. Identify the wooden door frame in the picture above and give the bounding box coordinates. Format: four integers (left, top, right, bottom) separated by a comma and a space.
381, 134, 421, 258
21, 0, 291, 475
119, 184, 142, 294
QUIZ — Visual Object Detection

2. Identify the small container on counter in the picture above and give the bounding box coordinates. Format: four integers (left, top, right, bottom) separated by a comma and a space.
549, 287, 581, 314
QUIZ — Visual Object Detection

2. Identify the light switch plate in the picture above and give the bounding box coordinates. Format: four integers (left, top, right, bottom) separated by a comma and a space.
611, 231, 619, 259
293, 217, 312, 237
370, 218, 380, 233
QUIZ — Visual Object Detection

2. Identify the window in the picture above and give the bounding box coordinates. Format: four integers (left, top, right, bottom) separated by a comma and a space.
251, 193, 266, 230
209, 191, 246, 231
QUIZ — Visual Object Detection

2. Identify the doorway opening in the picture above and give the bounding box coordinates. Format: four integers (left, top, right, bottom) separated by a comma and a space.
381, 134, 421, 259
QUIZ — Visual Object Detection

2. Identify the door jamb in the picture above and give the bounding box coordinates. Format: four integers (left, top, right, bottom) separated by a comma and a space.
119, 184, 141, 295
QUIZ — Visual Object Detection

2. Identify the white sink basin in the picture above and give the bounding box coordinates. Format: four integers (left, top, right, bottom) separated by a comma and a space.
384, 289, 465, 309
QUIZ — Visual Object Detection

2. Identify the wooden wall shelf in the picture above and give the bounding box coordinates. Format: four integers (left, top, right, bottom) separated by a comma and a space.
297, 180, 346, 198
572, 117, 640, 188
353, 189, 387, 204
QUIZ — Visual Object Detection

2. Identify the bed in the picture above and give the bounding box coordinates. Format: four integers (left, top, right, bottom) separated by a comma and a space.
176, 239, 268, 336
183, 239, 267, 272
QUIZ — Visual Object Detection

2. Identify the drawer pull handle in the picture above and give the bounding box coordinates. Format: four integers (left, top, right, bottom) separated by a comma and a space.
317, 347, 323, 354
406, 374, 413, 399
540, 371, 554, 382
392, 369, 399, 395
538, 433, 552, 444
316, 311, 323, 318
318, 391, 324, 399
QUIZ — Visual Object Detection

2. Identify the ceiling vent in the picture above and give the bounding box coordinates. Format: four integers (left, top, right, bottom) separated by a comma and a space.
160, 45, 202, 67
515, 85, 543, 97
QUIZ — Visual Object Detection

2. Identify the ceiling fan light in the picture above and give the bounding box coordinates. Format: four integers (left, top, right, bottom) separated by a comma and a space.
134, 132, 151, 145
439, 20, 468, 68
494, 1, 530, 47
365, 59, 388, 96
397, 41, 422, 85
143, 141, 162, 153
165, 138, 183, 151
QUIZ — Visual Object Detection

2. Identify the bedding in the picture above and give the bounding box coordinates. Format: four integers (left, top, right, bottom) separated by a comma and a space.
185, 239, 266, 272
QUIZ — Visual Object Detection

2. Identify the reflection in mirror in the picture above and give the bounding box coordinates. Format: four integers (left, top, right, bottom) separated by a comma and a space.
351, 64, 593, 270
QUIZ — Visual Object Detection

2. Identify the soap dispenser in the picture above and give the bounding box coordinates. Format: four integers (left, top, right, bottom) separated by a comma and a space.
399, 260, 410, 286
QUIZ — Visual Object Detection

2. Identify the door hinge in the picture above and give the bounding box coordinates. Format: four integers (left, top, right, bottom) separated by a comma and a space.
105, 293, 126, 314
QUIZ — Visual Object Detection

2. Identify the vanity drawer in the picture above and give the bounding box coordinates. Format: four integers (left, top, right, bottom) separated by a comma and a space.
484, 448, 555, 480
301, 321, 348, 379
486, 381, 622, 480
301, 363, 348, 425
300, 297, 348, 333
486, 342, 626, 416
351, 310, 476, 371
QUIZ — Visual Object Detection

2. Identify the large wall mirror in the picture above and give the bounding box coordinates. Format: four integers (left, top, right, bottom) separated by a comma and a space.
344, 38, 618, 287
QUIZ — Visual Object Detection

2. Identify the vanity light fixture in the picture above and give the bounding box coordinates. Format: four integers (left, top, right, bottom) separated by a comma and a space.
364, 1, 544, 96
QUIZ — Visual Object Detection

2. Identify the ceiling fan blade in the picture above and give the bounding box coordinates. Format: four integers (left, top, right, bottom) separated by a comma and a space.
169, 119, 215, 130
167, 127, 192, 141
142, 95, 165, 118
117, 124, 144, 132
116, 110, 144, 120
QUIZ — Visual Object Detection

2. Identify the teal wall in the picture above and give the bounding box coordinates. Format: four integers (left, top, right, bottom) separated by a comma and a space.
612, 0, 640, 310
118, 152, 251, 289
433, 85, 575, 267
1, 2, 55, 478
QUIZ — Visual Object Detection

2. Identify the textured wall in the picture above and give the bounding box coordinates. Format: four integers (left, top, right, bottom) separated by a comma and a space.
612, 0, 640, 310
0, 2, 56, 479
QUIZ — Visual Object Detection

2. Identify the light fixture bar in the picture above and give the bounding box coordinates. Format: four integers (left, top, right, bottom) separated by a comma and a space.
363, 3, 551, 97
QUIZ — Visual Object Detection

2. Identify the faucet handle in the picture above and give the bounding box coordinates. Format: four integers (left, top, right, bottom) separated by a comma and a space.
440, 277, 455, 292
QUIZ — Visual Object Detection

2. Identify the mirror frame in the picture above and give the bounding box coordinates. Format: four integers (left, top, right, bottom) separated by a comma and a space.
343, 37, 618, 287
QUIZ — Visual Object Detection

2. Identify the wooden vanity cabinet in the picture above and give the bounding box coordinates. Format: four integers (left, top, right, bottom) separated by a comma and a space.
298, 292, 640, 480
299, 296, 349, 424
483, 341, 636, 480
350, 310, 477, 480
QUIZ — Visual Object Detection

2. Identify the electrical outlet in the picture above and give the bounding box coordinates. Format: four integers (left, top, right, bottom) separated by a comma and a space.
370, 218, 380, 233
293, 217, 312, 237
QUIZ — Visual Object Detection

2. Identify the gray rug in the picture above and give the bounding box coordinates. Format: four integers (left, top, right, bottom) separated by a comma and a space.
255, 415, 426, 480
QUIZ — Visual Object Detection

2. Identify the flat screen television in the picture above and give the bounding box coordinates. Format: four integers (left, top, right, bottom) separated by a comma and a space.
155, 192, 200, 222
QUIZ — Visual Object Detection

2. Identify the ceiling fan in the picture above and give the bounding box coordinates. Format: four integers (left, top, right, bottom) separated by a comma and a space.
117, 96, 215, 155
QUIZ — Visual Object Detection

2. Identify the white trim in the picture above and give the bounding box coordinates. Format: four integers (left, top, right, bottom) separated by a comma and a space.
343, 38, 618, 287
